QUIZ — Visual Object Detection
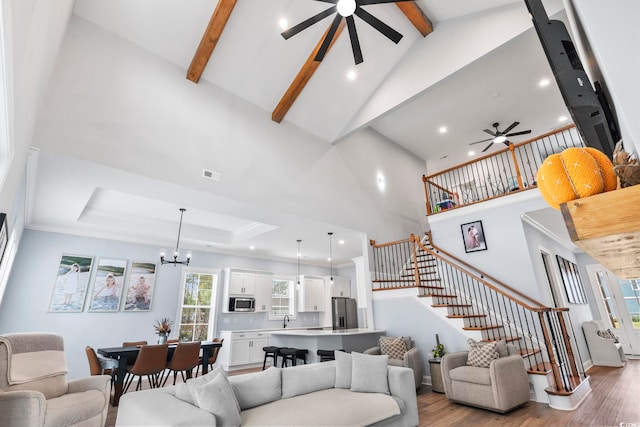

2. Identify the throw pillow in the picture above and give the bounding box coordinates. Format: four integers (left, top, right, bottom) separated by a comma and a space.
334, 350, 352, 389
494, 340, 508, 358
466, 339, 499, 368
176, 364, 224, 405
229, 367, 281, 410
350, 351, 390, 395
281, 364, 336, 398
597, 329, 620, 343
191, 372, 242, 427
379, 337, 407, 360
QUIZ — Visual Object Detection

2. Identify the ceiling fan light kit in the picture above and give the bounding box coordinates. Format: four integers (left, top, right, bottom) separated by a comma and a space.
281, 0, 411, 65
468, 121, 532, 153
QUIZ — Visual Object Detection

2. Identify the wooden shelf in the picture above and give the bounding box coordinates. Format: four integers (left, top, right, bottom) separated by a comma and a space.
561, 185, 640, 279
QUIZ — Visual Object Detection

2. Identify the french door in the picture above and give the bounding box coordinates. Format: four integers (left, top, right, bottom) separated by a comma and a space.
585, 265, 640, 355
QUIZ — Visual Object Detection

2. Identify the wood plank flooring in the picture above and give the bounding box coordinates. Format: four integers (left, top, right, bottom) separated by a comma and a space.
106, 360, 640, 426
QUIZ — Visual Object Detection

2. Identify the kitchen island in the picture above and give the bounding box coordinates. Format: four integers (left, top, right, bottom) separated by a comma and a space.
269, 328, 385, 364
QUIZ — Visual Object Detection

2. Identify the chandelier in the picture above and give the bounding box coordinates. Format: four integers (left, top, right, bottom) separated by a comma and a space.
328, 232, 334, 284
160, 208, 192, 266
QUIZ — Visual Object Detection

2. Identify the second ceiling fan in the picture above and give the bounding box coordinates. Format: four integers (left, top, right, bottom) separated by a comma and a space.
469, 122, 532, 153
281, 0, 413, 65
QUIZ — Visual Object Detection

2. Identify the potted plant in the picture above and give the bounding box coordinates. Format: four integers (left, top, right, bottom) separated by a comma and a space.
432, 334, 445, 359
154, 317, 173, 344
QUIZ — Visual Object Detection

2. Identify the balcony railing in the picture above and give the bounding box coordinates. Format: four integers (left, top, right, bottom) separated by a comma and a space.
423, 124, 583, 215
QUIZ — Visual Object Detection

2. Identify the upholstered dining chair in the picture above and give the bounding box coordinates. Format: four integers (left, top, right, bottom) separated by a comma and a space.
167, 338, 180, 344
195, 337, 223, 377
122, 340, 148, 367
85, 345, 118, 385
161, 341, 201, 386
123, 344, 168, 393
0, 332, 111, 427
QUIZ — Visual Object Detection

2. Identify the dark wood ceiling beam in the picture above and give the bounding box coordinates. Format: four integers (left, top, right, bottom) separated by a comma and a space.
396, 2, 433, 37
187, 0, 238, 83
272, 20, 346, 124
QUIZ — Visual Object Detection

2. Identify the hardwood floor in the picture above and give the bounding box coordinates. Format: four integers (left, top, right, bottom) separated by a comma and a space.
106, 360, 640, 426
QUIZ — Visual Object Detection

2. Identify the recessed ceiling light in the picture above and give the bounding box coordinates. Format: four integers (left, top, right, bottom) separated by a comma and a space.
558, 115, 568, 122
279, 19, 288, 30
377, 173, 385, 191
539, 78, 551, 87
249, 245, 255, 250
468, 150, 475, 156
438, 126, 447, 134
339, 240, 345, 245
327, 257, 332, 262
346, 70, 357, 81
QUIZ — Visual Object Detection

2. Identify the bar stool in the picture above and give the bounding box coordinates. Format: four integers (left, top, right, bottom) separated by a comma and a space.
280, 348, 308, 367
262, 346, 282, 370
317, 349, 343, 362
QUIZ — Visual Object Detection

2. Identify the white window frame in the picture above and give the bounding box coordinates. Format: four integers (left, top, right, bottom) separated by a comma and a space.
268, 275, 296, 320
175, 267, 220, 342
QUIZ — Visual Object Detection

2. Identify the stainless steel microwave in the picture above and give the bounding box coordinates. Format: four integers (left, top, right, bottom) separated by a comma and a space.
228, 297, 255, 312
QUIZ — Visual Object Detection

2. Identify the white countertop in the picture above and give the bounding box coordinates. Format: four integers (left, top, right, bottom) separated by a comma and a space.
269, 328, 384, 336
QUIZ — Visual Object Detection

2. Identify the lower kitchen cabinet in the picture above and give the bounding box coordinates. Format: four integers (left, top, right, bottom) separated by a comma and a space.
218, 331, 270, 370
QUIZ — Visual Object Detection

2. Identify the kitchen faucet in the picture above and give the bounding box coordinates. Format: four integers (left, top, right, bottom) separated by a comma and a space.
283, 315, 290, 328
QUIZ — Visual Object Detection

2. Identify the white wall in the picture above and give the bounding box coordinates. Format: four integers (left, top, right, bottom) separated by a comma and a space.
0, 229, 332, 379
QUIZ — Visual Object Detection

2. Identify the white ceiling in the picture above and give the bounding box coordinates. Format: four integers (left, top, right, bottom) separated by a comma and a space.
26, 0, 574, 267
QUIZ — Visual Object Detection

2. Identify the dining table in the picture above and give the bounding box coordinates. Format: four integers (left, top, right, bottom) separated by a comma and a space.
98, 340, 222, 406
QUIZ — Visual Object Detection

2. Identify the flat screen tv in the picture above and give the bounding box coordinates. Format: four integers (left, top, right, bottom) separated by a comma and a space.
524, 0, 617, 158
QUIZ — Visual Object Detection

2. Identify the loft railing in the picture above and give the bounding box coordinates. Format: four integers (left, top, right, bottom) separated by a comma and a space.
423, 124, 583, 215
370, 233, 586, 394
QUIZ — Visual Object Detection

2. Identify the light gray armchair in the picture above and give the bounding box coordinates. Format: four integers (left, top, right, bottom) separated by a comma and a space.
582, 320, 626, 367
441, 343, 529, 413
0, 332, 111, 427
364, 336, 423, 388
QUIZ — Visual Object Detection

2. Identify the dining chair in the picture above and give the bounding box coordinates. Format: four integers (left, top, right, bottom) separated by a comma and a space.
161, 341, 201, 386
195, 338, 223, 377
167, 338, 180, 344
122, 340, 148, 367
123, 344, 169, 393
85, 346, 118, 385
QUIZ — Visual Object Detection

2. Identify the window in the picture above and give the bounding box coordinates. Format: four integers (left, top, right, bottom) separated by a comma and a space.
270, 277, 295, 319
176, 269, 219, 341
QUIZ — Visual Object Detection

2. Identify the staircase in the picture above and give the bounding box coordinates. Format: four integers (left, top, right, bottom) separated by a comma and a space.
370, 233, 591, 409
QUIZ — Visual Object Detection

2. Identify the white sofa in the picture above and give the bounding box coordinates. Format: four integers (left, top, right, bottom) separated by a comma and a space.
116, 356, 419, 426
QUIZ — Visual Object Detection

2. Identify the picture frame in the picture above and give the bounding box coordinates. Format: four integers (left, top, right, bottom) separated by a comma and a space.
0, 213, 7, 266
47, 254, 94, 312
461, 220, 487, 253
87, 257, 127, 312
556, 255, 588, 304
122, 261, 158, 312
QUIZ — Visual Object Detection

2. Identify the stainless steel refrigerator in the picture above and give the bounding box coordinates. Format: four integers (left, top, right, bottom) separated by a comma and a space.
332, 297, 358, 329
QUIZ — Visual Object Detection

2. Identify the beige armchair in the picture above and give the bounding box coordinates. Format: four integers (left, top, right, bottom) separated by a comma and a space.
0, 332, 111, 427
582, 320, 626, 367
441, 342, 529, 413
364, 336, 423, 388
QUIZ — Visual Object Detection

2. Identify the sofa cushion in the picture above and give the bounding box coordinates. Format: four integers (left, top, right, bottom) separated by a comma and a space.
191, 371, 241, 427
178, 365, 224, 406
228, 367, 281, 410
282, 363, 336, 399
467, 339, 499, 368
350, 352, 389, 395
334, 350, 352, 389
379, 337, 407, 360
449, 365, 492, 386
44, 389, 105, 427
240, 388, 400, 426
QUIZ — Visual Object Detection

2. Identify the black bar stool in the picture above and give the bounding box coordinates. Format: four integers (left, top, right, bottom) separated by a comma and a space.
262, 346, 282, 370
280, 348, 308, 367
317, 349, 344, 362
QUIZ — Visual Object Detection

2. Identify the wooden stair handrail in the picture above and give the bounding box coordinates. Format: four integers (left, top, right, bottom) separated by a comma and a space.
370, 238, 411, 249
416, 233, 548, 311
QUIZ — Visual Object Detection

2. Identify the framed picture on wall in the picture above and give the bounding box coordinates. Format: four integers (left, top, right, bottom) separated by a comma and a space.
0, 213, 7, 266
47, 254, 94, 312
556, 255, 588, 304
461, 220, 488, 253
87, 258, 127, 312
122, 261, 157, 312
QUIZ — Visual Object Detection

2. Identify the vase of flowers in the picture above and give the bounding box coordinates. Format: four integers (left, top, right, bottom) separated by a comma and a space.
154, 317, 173, 344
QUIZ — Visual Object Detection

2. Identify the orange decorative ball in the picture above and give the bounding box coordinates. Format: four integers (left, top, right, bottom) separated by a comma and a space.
536, 147, 617, 209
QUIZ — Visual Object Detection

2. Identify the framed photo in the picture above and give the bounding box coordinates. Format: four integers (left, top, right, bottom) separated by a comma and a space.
0, 213, 7, 266
47, 254, 94, 312
122, 261, 158, 312
87, 257, 127, 312
461, 220, 487, 253
556, 255, 588, 304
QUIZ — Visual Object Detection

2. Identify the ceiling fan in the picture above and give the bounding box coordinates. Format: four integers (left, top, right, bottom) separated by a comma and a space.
281, 0, 412, 65
469, 122, 532, 153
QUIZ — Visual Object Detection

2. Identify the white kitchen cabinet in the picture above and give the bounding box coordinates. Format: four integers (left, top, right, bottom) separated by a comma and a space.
329, 276, 351, 298
219, 331, 271, 370
254, 275, 273, 313
228, 271, 256, 295
297, 275, 325, 312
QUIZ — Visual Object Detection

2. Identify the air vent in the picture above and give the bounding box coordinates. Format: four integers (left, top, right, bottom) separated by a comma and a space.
202, 169, 221, 182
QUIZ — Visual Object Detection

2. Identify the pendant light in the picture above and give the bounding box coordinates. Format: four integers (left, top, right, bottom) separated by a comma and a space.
297, 239, 302, 285
160, 208, 192, 266
328, 232, 334, 285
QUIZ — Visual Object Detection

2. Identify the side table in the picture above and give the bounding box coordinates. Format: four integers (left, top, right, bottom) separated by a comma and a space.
428, 358, 444, 393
